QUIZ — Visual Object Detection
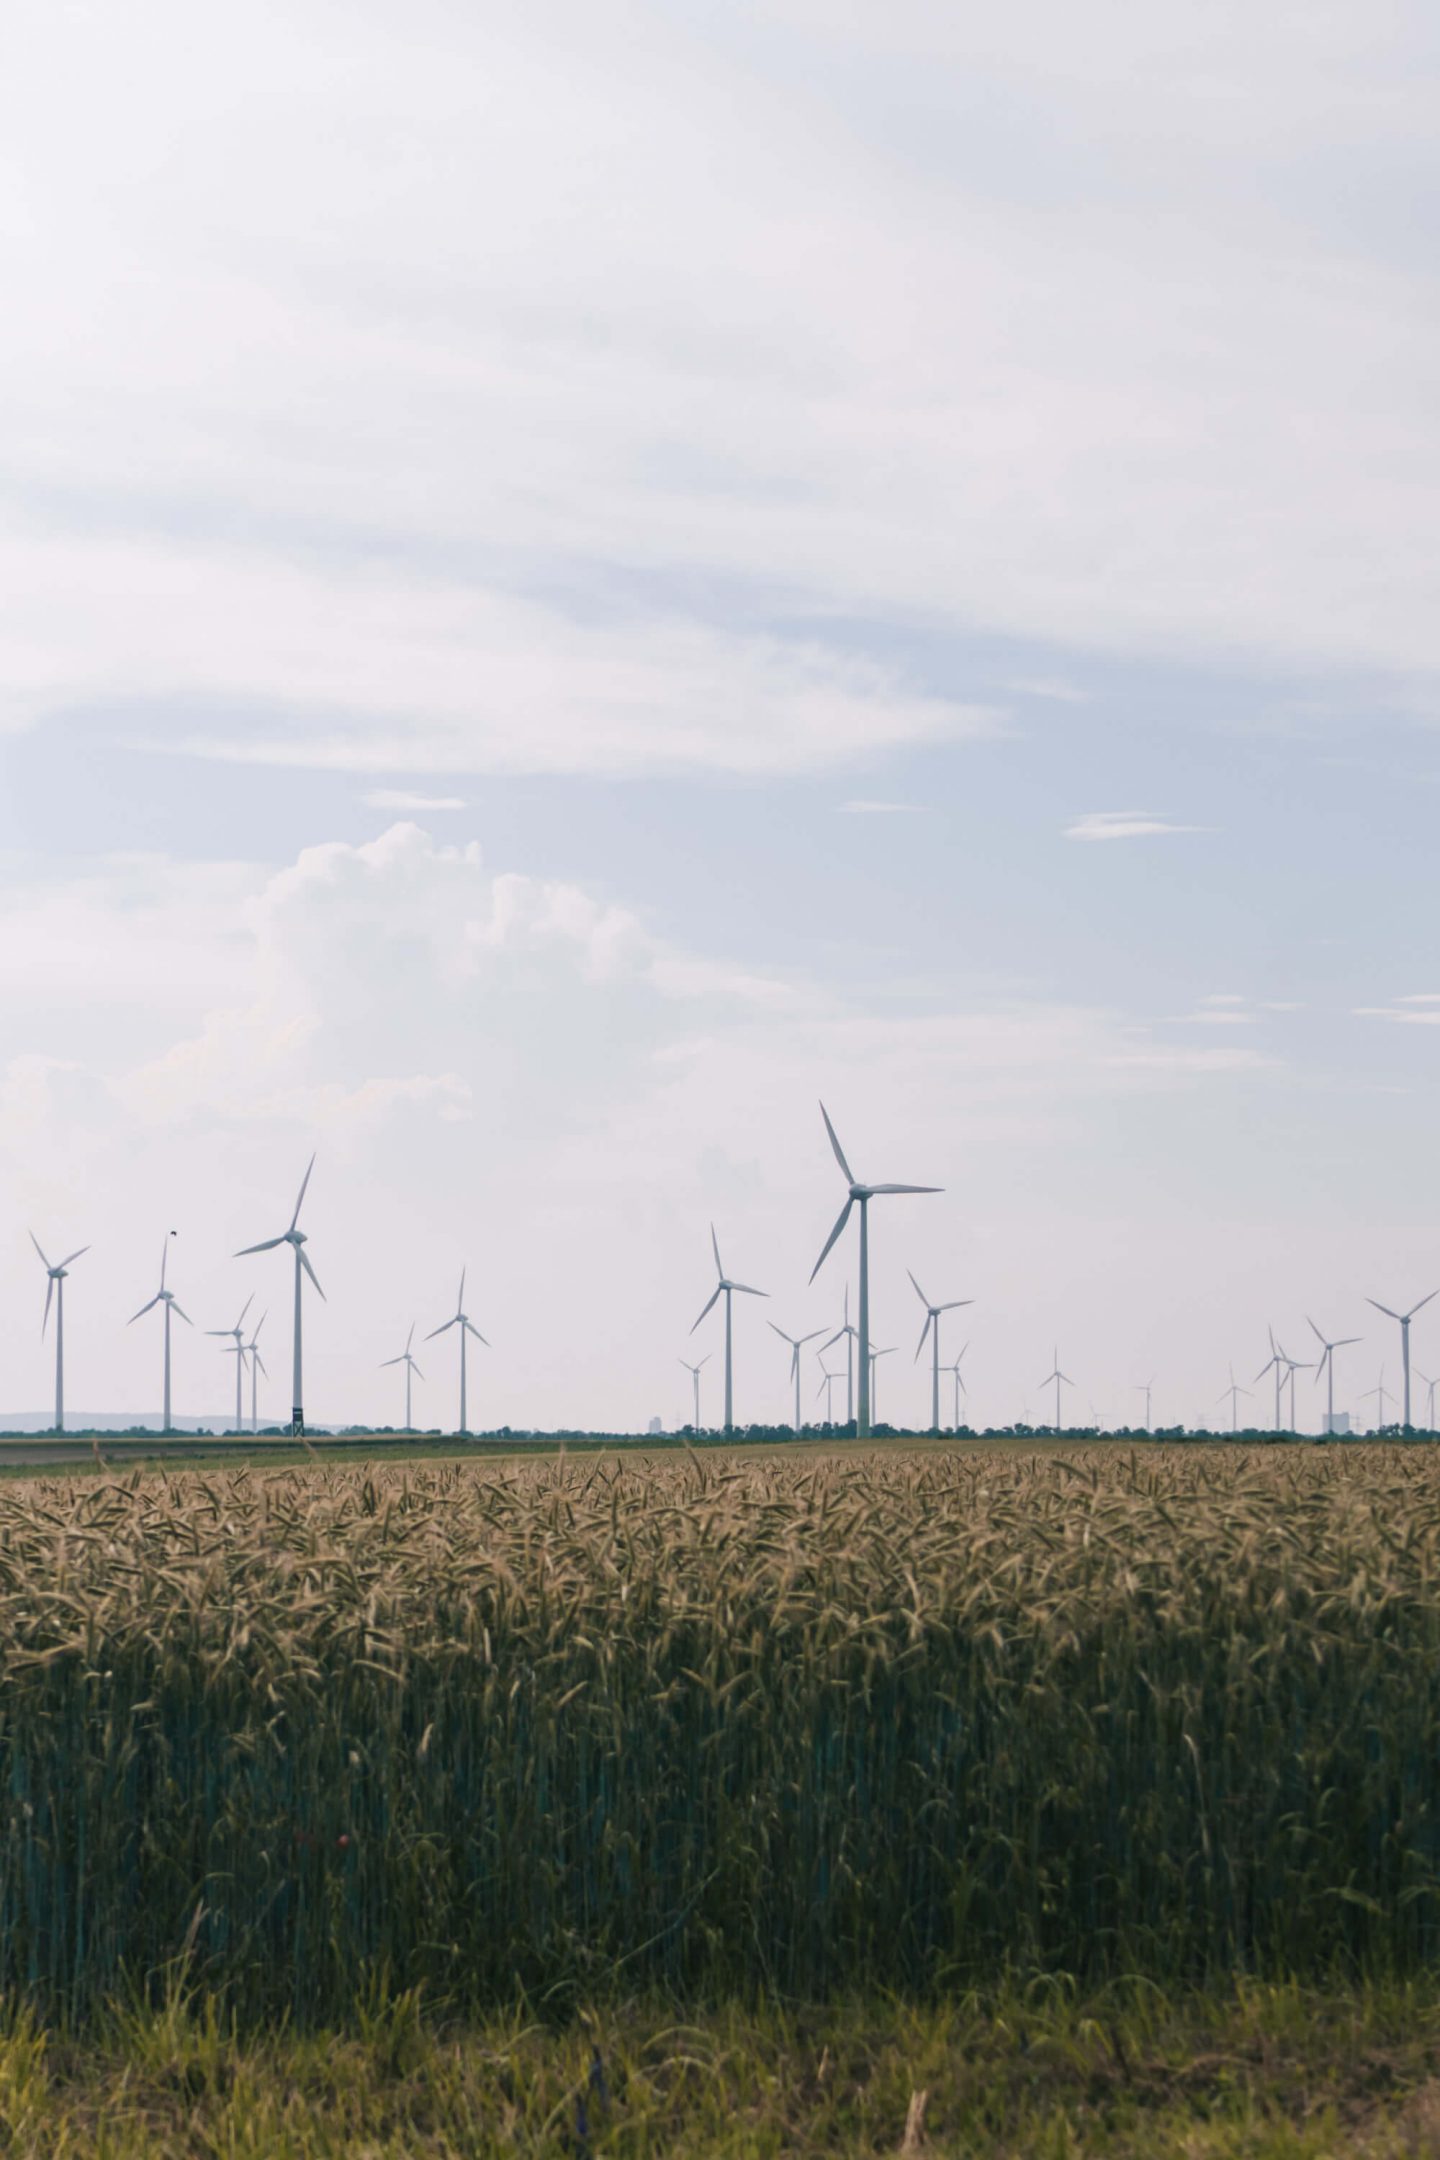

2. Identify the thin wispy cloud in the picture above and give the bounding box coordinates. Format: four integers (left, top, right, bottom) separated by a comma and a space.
1356, 1002, 1440, 1026
1008, 678, 1091, 705
1064, 812, 1203, 843
364, 790, 467, 812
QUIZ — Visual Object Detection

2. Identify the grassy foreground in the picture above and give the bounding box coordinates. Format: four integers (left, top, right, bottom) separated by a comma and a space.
6, 1981, 1440, 2155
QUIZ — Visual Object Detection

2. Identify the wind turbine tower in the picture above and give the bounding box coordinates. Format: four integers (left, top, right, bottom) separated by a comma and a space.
678, 1354, 709, 1432
235, 1156, 325, 1438
30, 1234, 88, 1434
809, 1104, 940, 1438
690, 1226, 767, 1433
1361, 1369, 1391, 1432
1039, 1348, 1073, 1432
816, 1362, 842, 1425
1365, 1290, 1437, 1434
870, 1345, 897, 1426
821, 1286, 858, 1428
1255, 1329, 1285, 1431
381, 1324, 424, 1430
1134, 1378, 1154, 1432
129, 1233, 190, 1435
427, 1271, 488, 1436
946, 1346, 969, 1429
769, 1323, 825, 1434
245, 1313, 267, 1432
909, 1270, 973, 1433
208, 1295, 254, 1432
1216, 1366, 1252, 1433
1308, 1317, 1361, 1434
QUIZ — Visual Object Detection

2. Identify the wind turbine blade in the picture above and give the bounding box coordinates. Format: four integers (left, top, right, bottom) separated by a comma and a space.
288, 1154, 316, 1233
818, 1101, 854, 1184
809, 1198, 854, 1283
767, 1321, 791, 1346
380, 1355, 404, 1368
1408, 1289, 1440, 1319
1367, 1300, 1401, 1321
821, 1326, 846, 1351
938, 1300, 973, 1313
427, 1316, 460, 1340
1335, 1335, 1362, 1348
797, 1329, 824, 1346
697, 1354, 710, 1370
206, 1327, 234, 1338
235, 1237, 285, 1256
914, 1314, 932, 1362
731, 1283, 768, 1297
253, 1313, 266, 1342
58, 1247, 89, 1269
868, 1183, 942, 1195
405, 1322, 416, 1353
710, 1224, 723, 1279
457, 1267, 466, 1311
29, 1232, 51, 1270
254, 1354, 267, 1376
464, 1321, 490, 1345
907, 1269, 929, 1307
128, 1296, 160, 1324
1306, 1316, 1327, 1348
171, 1303, 193, 1325
690, 1285, 722, 1333
237, 1292, 254, 1328
411, 1361, 423, 1380
298, 1249, 326, 1300
160, 1239, 169, 1293
41, 1276, 53, 1336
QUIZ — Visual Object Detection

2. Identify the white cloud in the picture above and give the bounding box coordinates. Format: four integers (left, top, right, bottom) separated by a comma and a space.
1355, 1005, 1440, 1027
837, 799, 926, 815
1064, 811, 1203, 842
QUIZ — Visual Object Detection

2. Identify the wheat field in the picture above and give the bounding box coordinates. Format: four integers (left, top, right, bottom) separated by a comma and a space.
0, 1444, 1435, 2018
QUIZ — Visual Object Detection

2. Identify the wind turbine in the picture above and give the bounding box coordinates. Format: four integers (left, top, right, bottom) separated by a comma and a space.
690, 1225, 767, 1433
1255, 1329, 1285, 1431
945, 1346, 969, 1429
1361, 1369, 1391, 1432
678, 1354, 709, 1432
821, 1285, 858, 1429
30, 1234, 89, 1434
1417, 1369, 1439, 1432
207, 1295, 254, 1432
1365, 1290, 1437, 1433
869, 1345, 897, 1426
768, 1323, 825, 1434
1307, 1317, 1361, 1434
1279, 1345, 1313, 1434
816, 1362, 842, 1425
128, 1233, 190, 1435
235, 1156, 325, 1438
1039, 1348, 1073, 1432
245, 1312, 267, 1432
809, 1104, 941, 1438
1216, 1366, 1252, 1434
380, 1323, 424, 1431
427, 1271, 488, 1436
908, 1270, 973, 1433
1134, 1378, 1154, 1432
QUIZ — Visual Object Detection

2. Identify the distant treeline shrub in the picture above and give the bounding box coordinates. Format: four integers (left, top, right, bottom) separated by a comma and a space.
0, 1447, 1438, 2018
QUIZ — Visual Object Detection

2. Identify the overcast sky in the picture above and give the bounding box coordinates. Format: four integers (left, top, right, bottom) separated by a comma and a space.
3, 0, 1439, 1432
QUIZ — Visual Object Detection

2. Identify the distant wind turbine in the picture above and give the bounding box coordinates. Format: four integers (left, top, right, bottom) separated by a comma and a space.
380, 1323, 424, 1431
678, 1353, 709, 1432
691, 1225, 767, 1434
1361, 1369, 1391, 1431
821, 1285, 858, 1428
245, 1312, 267, 1432
235, 1156, 324, 1437
1417, 1368, 1439, 1432
769, 1323, 825, 1434
908, 1270, 973, 1433
1216, 1365, 1251, 1433
207, 1294, 254, 1432
30, 1233, 89, 1434
1255, 1328, 1285, 1431
1307, 1316, 1361, 1433
1039, 1348, 1073, 1432
1134, 1378, 1154, 1432
1278, 1344, 1312, 1434
128, 1232, 190, 1435
1365, 1289, 1437, 1433
870, 1345, 897, 1426
427, 1271, 488, 1436
945, 1345, 969, 1429
809, 1104, 941, 1438
816, 1362, 842, 1425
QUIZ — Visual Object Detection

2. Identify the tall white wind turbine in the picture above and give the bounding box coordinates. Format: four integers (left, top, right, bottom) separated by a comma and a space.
821, 1286, 858, 1428
1278, 1343, 1312, 1434
768, 1322, 825, 1433
1361, 1369, 1391, 1431
30, 1234, 89, 1434
245, 1313, 267, 1432
207, 1294, 254, 1432
679, 1354, 710, 1433
908, 1270, 973, 1433
235, 1156, 325, 1437
1365, 1289, 1437, 1433
816, 1362, 842, 1425
1039, 1348, 1073, 1432
870, 1345, 897, 1426
128, 1233, 190, 1435
1307, 1317, 1361, 1433
427, 1271, 488, 1436
1255, 1329, 1285, 1431
381, 1323, 424, 1431
809, 1105, 941, 1439
690, 1225, 767, 1434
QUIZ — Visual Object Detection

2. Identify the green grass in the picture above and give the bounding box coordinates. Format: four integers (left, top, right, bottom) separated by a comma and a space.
4, 1980, 1440, 2154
